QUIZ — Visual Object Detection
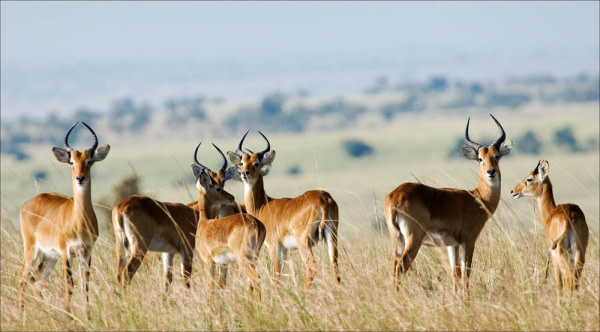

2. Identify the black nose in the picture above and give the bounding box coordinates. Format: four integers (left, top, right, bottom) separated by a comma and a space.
510, 190, 513, 194
244, 171, 250, 176
487, 169, 496, 176
76, 176, 85, 184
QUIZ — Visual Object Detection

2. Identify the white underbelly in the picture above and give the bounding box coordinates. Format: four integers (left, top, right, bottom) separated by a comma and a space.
213, 249, 236, 265
422, 229, 459, 247
37, 243, 62, 260
283, 235, 298, 249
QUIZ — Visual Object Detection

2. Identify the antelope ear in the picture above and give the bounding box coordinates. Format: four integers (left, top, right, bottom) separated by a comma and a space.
499, 140, 513, 157
260, 165, 272, 176
261, 150, 276, 166
224, 166, 241, 182
52, 147, 71, 164
460, 145, 478, 160
93, 144, 110, 162
538, 160, 549, 180
191, 164, 204, 179
227, 151, 242, 166
198, 171, 211, 188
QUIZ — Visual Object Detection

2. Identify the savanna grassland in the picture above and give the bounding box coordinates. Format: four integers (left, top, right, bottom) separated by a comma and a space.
1, 104, 599, 331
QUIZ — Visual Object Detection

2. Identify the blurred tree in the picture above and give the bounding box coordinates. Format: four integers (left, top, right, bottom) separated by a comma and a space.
427, 76, 448, 92
261, 93, 285, 117
516, 130, 542, 155
553, 126, 580, 152
343, 139, 374, 158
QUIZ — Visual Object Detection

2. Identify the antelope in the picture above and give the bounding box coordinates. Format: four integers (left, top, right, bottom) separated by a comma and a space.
192, 143, 266, 297
111, 144, 238, 291
112, 196, 197, 291
384, 114, 512, 291
227, 131, 340, 290
187, 143, 246, 218
511, 160, 589, 299
18, 121, 110, 318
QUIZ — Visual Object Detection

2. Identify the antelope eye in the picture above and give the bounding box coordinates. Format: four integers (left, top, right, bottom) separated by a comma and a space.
253, 162, 259, 167
526, 178, 533, 183
494, 155, 499, 160
216, 187, 222, 192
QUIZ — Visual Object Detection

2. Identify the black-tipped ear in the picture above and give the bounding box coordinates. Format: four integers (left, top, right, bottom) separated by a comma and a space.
52, 147, 71, 164
191, 164, 204, 179
460, 145, 478, 160
224, 166, 241, 182
228, 151, 242, 166
261, 150, 276, 166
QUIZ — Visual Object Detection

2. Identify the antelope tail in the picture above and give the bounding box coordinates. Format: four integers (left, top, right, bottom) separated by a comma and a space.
550, 220, 570, 251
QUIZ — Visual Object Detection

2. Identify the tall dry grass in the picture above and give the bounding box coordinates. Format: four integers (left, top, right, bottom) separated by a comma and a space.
1, 196, 598, 331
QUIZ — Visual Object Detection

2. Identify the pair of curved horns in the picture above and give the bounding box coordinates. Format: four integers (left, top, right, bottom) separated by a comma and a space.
64, 121, 98, 152
464, 114, 506, 151
193, 142, 227, 174
235, 130, 270, 159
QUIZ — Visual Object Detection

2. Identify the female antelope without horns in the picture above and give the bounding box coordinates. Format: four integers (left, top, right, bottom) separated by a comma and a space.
192, 143, 266, 297
511, 160, 589, 299
384, 114, 512, 291
18, 121, 110, 318
227, 131, 340, 290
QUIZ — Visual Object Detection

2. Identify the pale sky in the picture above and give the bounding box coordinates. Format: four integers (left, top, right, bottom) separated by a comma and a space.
1, 2, 598, 120
2, 1, 598, 65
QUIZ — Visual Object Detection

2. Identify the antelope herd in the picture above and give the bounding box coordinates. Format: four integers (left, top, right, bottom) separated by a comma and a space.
17, 115, 590, 316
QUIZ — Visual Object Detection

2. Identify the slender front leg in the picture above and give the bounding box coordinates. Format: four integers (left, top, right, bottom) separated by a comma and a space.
460, 242, 475, 292
162, 253, 174, 291
62, 252, 74, 313
81, 251, 92, 320
447, 245, 461, 292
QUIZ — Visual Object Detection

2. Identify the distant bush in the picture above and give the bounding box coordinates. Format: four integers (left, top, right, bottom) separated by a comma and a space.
343, 139, 374, 158
261, 93, 285, 117
516, 130, 542, 155
553, 126, 581, 152
485, 93, 531, 109
109, 97, 152, 133
379, 94, 425, 120
427, 76, 448, 92
97, 174, 142, 228
33, 170, 47, 181
287, 165, 301, 176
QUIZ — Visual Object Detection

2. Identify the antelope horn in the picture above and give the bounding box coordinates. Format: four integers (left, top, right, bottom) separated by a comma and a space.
64, 121, 79, 151
193, 142, 211, 173
464, 117, 483, 152
490, 114, 506, 150
81, 121, 98, 153
236, 130, 250, 155
212, 143, 227, 174
257, 131, 271, 159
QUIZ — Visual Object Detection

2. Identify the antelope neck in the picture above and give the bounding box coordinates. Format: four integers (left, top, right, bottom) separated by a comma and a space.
244, 175, 268, 216
472, 172, 502, 216
197, 192, 218, 221
536, 178, 557, 225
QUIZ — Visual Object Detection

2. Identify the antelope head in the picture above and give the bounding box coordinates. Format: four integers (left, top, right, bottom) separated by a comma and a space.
227, 130, 276, 185
460, 114, 513, 185
52, 121, 110, 190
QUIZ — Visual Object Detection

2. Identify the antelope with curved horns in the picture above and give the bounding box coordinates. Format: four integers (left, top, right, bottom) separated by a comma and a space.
384, 114, 512, 291
18, 121, 110, 318
192, 143, 266, 297
511, 160, 589, 299
187, 143, 246, 218
227, 131, 340, 290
